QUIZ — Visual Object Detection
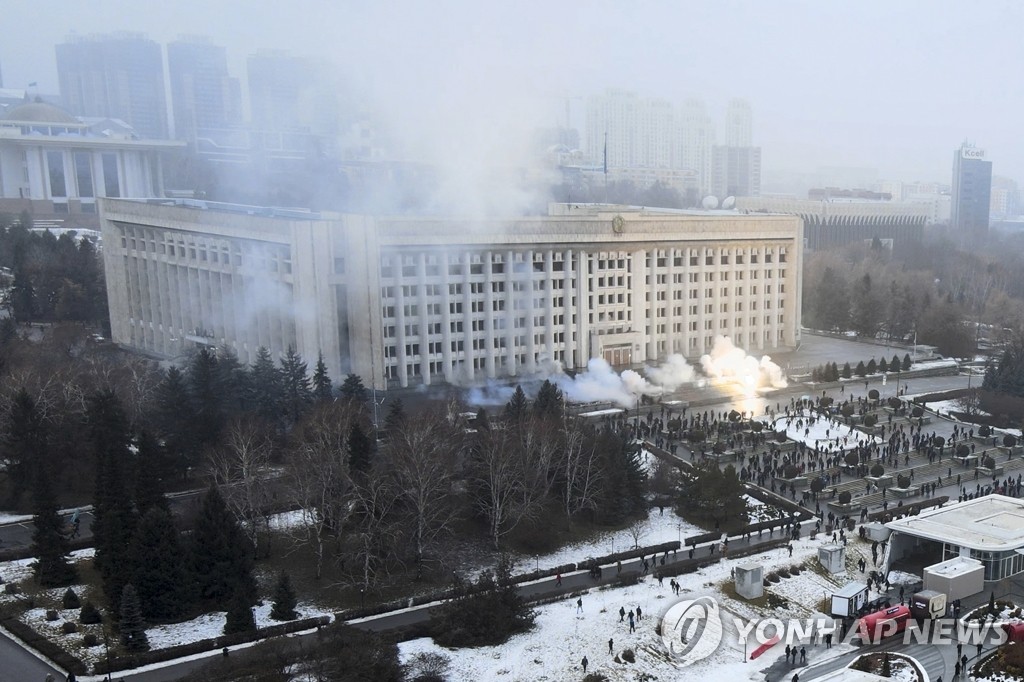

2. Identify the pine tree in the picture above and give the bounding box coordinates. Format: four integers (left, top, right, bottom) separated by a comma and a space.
867, 358, 877, 374
903, 353, 912, 371
383, 399, 405, 434
1, 388, 47, 503
188, 347, 226, 448
533, 380, 564, 419
842, 362, 852, 379
249, 347, 282, 423
891, 354, 901, 373
279, 346, 313, 423
270, 572, 298, 621
340, 374, 369, 403
131, 507, 188, 621
855, 360, 867, 377
190, 486, 257, 608
879, 357, 889, 373
348, 422, 373, 478
312, 352, 333, 402
119, 584, 149, 652
30, 468, 77, 587
504, 386, 529, 423
475, 408, 491, 432
154, 366, 199, 476
223, 587, 257, 634
133, 431, 169, 518
829, 362, 840, 381
88, 390, 136, 613
215, 345, 249, 412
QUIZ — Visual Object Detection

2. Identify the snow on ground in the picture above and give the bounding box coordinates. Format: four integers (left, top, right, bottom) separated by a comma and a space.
401, 528, 875, 681
926, 399, 990, 419
267, 509, 307, 532
759, 409, 881, 452
0, 512, 32, 525
745, 494, 787, 524
145, 601, 330, 650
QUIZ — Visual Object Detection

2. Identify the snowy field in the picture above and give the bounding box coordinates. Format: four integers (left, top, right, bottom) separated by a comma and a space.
400, 531, 892, 681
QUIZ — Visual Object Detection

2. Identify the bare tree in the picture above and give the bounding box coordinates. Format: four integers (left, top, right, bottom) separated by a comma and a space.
627, 518, 647, 549
470, 427, 537, 549
560, 422, 602, 525
383, 415, 462, 577
208, 416, 275, 556
285, 402, 358, 580
350, 471, 401, 590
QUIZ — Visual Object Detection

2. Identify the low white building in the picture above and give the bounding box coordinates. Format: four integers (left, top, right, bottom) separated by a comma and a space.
886, 495, 1024, 582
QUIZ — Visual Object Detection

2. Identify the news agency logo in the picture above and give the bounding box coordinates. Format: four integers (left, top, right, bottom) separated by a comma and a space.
661, 596, 723, 667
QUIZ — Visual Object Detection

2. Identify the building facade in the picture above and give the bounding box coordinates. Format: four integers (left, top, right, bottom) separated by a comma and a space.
711, 145, 761, 198
0, 101, 182, 227
55, 33, 169, 139
100, 200, 803, 390
736, 196, 928, 254
951, 144, 992, 235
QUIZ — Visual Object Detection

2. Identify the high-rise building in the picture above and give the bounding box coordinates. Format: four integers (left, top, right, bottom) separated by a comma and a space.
55, 32, 169, 138
712, 146, 761, 198
167, 36, 242, 140
675, 98, 715, 196
725, 98, 752, 148
951, 144, 992, 235
246, 49, 340, 137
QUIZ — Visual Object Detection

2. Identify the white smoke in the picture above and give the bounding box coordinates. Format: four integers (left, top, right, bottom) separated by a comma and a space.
643, 353, 697, 391
700, 336, 788, 389
555, 358, 655, 408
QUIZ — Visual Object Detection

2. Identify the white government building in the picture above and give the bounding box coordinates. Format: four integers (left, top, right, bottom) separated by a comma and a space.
100, 199, 803, 390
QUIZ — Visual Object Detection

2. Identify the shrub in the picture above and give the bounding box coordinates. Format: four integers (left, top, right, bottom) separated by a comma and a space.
750, 421, 763, 433
712, 442, 726, 454
45, 610, 58, 622
689, 429, 706, 443
79, 601, 102, 625
868, 389, 879, 400
1005, 435, 1018, 448
622, 649, 636, 663
61, 622, 78, 635
841, 403, 855, 418
888, 397, 901, 409
810, 478, 825, 494
838, 491, 852, 505
870, 463, 884, 477
897, 474, 911, 488
783, 464, 799, 479
911, 406, 924, 418
957, 444, 970, 457
982, 455, 996, 469
775, 431, 787, 443
3, 584, 19, 595
845, 452, 859, 467
820, 396, 834, 408
62, 588, 80, 610
82, 633, 98, 647
980, 425, 992, 437
864, 415, 877, 427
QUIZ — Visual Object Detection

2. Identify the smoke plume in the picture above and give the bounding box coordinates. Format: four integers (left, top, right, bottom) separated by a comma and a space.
700, 335, 788, 389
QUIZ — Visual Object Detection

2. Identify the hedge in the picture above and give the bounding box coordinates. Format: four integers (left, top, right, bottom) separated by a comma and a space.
578, 541, 680, 569
0, 613, 87, 675
93, 615, 331, 674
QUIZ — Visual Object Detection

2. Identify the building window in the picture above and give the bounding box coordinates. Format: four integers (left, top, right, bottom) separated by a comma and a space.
101, 153, 120, 198
74, 152, 94, 198
47, 151, 66, 197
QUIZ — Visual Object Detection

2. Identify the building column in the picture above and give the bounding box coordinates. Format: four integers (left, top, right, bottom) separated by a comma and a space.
417, 253, 430, 385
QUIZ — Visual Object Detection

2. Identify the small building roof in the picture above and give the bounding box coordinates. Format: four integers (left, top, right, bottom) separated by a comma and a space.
835, 582, 868, 597
887, 495, 1024, 552
924, 556, 983, 578
3, 100, 80, 124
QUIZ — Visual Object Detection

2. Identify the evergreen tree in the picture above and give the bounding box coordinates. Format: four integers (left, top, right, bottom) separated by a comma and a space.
903, 353, 912, 371
842, 362, 852, 379
678, 462, 747, 530
270, 572, 298, 621
30, 467, 77, 587
383, 398, 405, 434
223, 587, 257, 635
312, 352, 333, 402
855, 360, 867, 377
87, 390, 136, 613
154, 366, 199, 476
503, 386, 529, 424
596, 431, 647, 524
1, 388, 47, 502
215, 345, 249, 412
190, 486, 257, 608
475, 407, 491, 432
280, 346, 313, 423
829, 362, 840, 381
339, 374, 369, 403
131, 507, 188, 621
867, 358, 877, 374
249, 347, 282, 423
347, 422, 373, 478
133, 431, 169, 518
119, 584, 149, 652
891, 354, 902, 372
432, 554, 535, 647
879, 357, 889, 373
533, 380, 564, 419
188, 347, 226, 448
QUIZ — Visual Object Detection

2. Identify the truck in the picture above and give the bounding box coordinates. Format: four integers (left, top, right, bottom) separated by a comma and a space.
910, 590, 947, 620
857, 604, 912, 644
831, 582, 870, 618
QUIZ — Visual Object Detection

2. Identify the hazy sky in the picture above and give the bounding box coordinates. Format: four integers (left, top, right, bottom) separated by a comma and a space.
3, 0, 1022, 185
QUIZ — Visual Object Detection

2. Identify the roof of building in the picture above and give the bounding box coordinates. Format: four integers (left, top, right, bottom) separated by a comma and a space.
3, 100, 80, 124
886, 495, 1024, 551
924, 556, 983, 578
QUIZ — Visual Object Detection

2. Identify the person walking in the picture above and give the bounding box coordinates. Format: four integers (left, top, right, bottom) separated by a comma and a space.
800, 646, 806, 663
609, 638, 614, 654
581, 656, 588, 673
628, 611, 635, 633
637, 606, 643, 621
619, 606, 626, 622
576, 597, 583, 614
555, 572, 561, 586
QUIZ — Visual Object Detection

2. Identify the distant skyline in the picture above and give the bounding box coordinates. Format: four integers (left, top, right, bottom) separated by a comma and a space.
3, 0, 1021, 186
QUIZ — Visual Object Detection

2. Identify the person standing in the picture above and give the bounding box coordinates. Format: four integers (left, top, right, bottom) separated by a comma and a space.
581, 656, 588, 672
576, 597, 583, 614
609, 638, 614, 654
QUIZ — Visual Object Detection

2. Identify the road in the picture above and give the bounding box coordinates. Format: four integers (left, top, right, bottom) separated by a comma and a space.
0, 627, 60, 682
0, 366, 974, 681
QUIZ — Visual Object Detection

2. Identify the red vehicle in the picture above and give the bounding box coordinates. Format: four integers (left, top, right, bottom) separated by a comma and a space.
857, 604, 912, 644
1003, 621, 1024, 643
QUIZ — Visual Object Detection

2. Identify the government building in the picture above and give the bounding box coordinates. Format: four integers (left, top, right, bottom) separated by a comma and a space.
100, 199, 803, 390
